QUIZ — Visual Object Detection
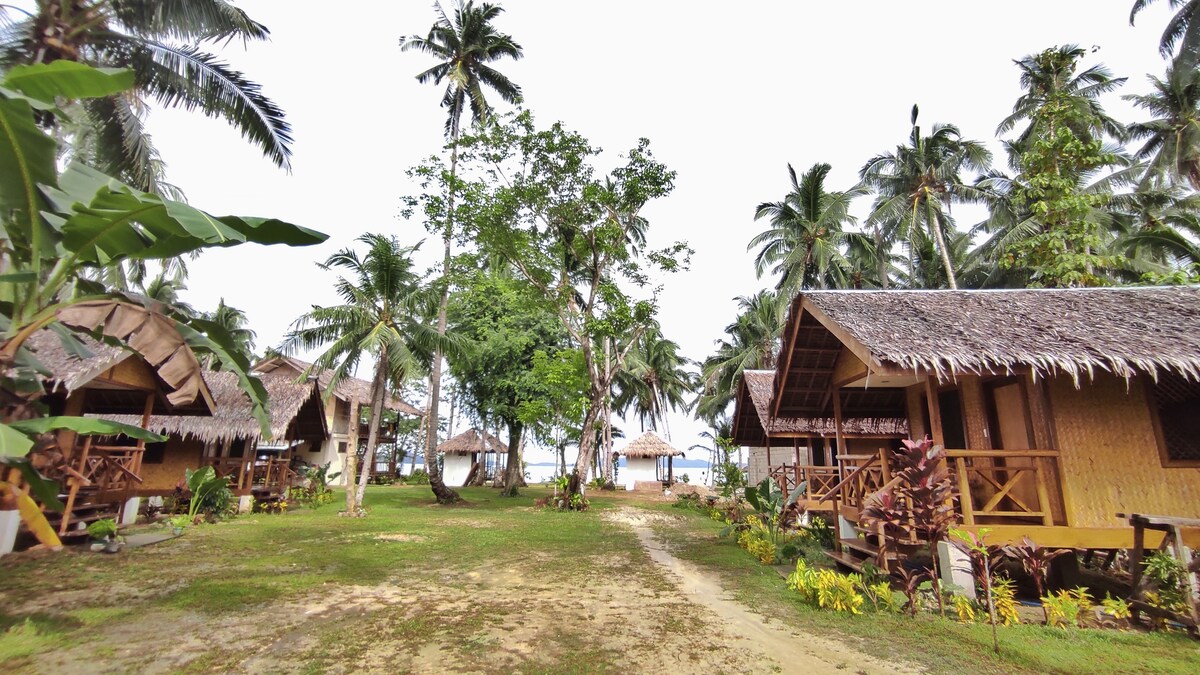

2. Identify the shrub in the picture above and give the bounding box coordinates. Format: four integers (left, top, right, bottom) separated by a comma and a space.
786, 560, 868, 615
802, 515, 835, 549
182, 467, 234, 521
992, 577, 1021, 626
1143, 551, 1189, 616
953, 595, 977, 623
253, 498, 288, 514
407, 469, 430, 485
1100, 593, 1131, 621
1042, 587, 1093, 628
87, 518, 118, 541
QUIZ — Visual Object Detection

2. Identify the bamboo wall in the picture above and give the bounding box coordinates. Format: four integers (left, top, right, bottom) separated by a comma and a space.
1050, 373, 1200, 527
138, 439, 206, 492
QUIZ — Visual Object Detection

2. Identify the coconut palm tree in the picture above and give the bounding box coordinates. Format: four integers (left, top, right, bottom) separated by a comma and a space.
613, 326, 694, 440
280, 234, 446, 510
400, 1, 522, 504
1113, 184, 1200, 267
1131, 0, 1200, 69
0, 0, 292, 194
200, 299, 256, 367
996, 44, 1126, 163
860, 106, 992, 289
748, 163, 866, 297
1127, 66, 1200, 188
695, 290, 786, 425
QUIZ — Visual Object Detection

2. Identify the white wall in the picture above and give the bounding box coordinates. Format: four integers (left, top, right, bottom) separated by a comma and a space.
622, 457, 660, 490
443, 454, 472, 487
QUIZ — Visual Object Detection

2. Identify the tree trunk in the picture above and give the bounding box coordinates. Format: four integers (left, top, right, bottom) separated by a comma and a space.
565, 399, 602, 499
875, 225, 890, 290
344, 453, 358, 513
601, 338, 614, 485
501, 421, 523, 497
355, 346, 389, 506
424, 116, 463, 505
929, 209, 958, 290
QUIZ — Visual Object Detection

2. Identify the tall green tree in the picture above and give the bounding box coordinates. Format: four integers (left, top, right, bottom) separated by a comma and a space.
460, 113, 681, 503
200, 298, 256, 367
1127, 66, 1200, 188
1131, 0, 1200, 69
1001, 48, 1123, 287
0, 0, 292, 194
748, 163, 866, 296
447, 261, 568, 496
400, 0, 522, 504
860, 106, 992, 289
280, 235, 446, 510
996, 44, 1125, 163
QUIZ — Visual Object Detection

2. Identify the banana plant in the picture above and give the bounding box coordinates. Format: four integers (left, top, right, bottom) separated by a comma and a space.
743, 476, 809, 545
0, 61, 326, 541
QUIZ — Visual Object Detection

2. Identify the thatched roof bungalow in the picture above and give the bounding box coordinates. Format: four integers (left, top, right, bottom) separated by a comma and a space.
750, 287, 1200, 572
439, 428, 507, 486
254, 356, 422, 416
614, 432, 682, 490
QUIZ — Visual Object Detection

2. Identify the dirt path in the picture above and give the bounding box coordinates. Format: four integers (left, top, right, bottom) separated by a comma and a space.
606, 508, 919, 674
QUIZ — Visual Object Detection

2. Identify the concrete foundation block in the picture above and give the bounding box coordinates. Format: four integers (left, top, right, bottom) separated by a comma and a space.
0, 509, 20, 556
836, 514, 857, 541
238, 495, 254, 514
937, 540, 977, 602
120, 497, 141, 526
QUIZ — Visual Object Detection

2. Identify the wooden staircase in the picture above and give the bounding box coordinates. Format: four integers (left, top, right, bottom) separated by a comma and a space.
44, 488, 118, 540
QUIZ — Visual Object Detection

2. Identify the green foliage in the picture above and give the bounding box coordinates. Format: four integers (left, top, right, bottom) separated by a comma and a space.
1101, 592, 1132, 620
288, 462, 339, 509
86, 518, 119, 541
406, 469, 431, 485
802, 515, 835, 549
786, 560, 866, 614
1041, 587, 1094, 629
953, 594, 978, 624
184, 467, 233, 521
1002, 47, 1122, 287
992, 577, 1021, 626
1142, 551, 1190, 615
712, 460, 746, 497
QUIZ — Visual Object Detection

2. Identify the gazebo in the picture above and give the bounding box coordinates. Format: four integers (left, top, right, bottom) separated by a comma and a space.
437, 428, 507, 486
614, 431, 684, 491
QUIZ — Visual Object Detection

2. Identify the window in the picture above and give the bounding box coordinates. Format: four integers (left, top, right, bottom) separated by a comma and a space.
1151, 372, 1200, 465
338, 441, 348, 454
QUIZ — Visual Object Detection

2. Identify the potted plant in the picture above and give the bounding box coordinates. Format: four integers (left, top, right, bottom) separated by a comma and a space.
87, 518, 122, 553
168, 515, 190, 536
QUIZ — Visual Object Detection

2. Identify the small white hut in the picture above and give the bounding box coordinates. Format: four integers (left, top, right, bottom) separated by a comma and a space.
614, 431, 684, 491
438, 428, 507, 486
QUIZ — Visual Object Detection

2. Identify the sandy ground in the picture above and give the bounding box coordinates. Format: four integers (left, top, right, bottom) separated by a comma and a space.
10, 508, 918, 674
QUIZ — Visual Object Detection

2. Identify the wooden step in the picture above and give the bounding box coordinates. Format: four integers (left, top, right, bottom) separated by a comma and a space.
824, 549, 868, 573
838, 537, 897, 560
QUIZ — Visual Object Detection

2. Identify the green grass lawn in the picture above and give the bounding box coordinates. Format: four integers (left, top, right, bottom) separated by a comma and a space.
0, 486, 1196, 673
650, 501, 1200, 674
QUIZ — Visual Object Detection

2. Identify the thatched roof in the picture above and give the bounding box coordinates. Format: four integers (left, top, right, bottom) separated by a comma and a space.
741, 370, 908, 437
253, 356, 423, 416
101, 371, 326, 444
438, 428, 506, 455
616, 432, 684, 458
797, 287, 1200, 383
28, 330, 214, 415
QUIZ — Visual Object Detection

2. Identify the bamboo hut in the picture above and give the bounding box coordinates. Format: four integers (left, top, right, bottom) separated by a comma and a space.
102, 370, 327, 503
253, 357, 423, 484
17, 330, 215, 545
437, 428, 507, 486
615, 432, 684, 491
735, 286, 1200, 576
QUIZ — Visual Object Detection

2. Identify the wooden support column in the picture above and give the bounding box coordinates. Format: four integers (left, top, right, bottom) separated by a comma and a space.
923, 374, 945, 447
765, 435, 772, 471
831, 387, 847, 468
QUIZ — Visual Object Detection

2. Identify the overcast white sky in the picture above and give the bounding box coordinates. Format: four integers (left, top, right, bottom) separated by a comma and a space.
128, 1, 1175, 464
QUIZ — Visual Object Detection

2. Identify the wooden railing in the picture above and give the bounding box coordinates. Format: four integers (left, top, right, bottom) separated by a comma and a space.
947, 449, 1060, 527
58, 436, 145, 534
253, 458, 294, 496
833, 452, 890, 511
769, 464, 841, 501
207, 457, 253, 491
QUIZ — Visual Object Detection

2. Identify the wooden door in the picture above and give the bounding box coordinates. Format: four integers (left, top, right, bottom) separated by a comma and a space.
985, 380, 1039, 516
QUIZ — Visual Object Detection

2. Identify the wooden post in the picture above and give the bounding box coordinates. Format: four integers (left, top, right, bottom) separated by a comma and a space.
1170, 525, 1200, 626
1034, 457, 1054, 526
923, 375, 945, 447
831, 387, 847, 468
667, 456, 674, 485
955, 456, 975, 526
765, 435, 772, 477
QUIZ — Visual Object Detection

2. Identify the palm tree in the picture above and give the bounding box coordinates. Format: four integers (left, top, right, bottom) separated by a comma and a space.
996, 44, 1126, 163
400, 0, 522, 504
1127, 66, 1200, 189
748, 163, 866, 297
0, 1, 292, 194
695, 290, 786, 425
1113, 184, 1200, 268
280, 234, 444, 510
613, 326, 694, 440
860, 106, 992, 289
200, 299, 256, 367
1131, 0, 1200, 69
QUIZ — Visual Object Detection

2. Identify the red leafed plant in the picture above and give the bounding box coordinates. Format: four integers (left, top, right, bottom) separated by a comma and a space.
1004, 536, 1072, 623
860, 437, 958, 616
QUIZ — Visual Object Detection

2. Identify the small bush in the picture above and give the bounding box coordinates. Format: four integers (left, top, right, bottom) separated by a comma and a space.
1042, 587, 1093, 628
407, 469, 430, 485
992, 577, 1021, 626
786, 560, 865, 614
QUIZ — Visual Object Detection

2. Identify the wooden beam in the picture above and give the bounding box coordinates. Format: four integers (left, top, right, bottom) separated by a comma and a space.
771, 302, 805, 419
923, 375, 945, 447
